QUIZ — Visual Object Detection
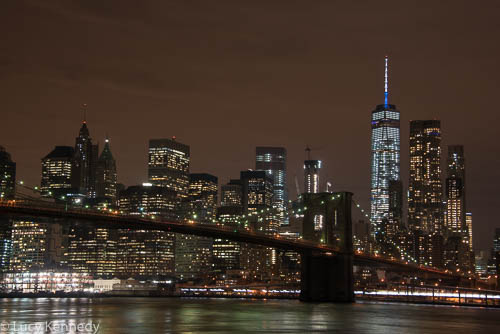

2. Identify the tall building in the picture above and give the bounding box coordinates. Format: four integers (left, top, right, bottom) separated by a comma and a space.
408, 120, 443, 234
256, 147, 288, 225
239, 170, 277, 280
66, 228, 118, 279
240, 170, 275, 233
466, 212, 473, 248
9, 220, 64, 272
221, 179, 243, 207
175, 174, 217, 281
370, 56, 401, 237
0, 147, 15, 271
304, 160, 321, 194
74, 118, 98, 198
0, 146, 16, 200
213, 180, 244, 279
95, 137, 118, 204
445, 145, 466, 234
117, 184, 178, 278
148, 138, 190, 200
41, 146, 76, 199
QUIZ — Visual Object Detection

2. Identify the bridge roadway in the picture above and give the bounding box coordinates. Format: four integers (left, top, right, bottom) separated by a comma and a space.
0, 200, 462, 280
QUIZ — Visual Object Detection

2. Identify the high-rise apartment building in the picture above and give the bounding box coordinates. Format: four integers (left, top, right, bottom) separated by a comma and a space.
0, 146, 16, 200
256, 147, 288, 225
148, 138, 190, 200
408, 120, 443, 234
370, 56, 401, 237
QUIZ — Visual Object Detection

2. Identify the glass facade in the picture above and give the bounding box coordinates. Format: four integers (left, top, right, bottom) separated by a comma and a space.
370, 104, 401, 236
256, 147, 288, 225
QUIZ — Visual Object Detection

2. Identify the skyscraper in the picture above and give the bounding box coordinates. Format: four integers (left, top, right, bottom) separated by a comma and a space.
256, 147, 288, 225
41, 146, 76, 199
240, 170, 275, 233
370, 56, 401, 236
408, 120, 443, 234
175, 173, 217, 281
148, 138, 190, 200
95, 137, 118, 204
0, 146, 16, 200
466, 212, 473, 248
304, 160, 321, 194
117, 184, 178, 279
445, 145, 466, 234
74, 118, 98, 198
213, 180, 244, 279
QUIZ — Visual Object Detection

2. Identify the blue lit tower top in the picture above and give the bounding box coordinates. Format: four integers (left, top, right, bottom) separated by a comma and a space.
384, 55, 389, 106
370, 56, 401, 237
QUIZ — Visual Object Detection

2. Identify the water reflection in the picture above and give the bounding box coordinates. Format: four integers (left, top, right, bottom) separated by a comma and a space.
0, 298, 499, 333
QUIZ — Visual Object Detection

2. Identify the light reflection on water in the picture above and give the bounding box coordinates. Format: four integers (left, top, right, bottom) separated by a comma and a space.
0, 297, 499, 333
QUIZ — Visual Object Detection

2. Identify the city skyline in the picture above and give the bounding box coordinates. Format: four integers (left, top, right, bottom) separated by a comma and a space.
2, 0, 500, 254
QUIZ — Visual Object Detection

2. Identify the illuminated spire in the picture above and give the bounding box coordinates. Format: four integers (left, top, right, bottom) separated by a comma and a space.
82, 103, 88, 124
384, 56, 389, 106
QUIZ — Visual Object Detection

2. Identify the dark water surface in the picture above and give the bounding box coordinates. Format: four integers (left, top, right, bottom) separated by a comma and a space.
0, 297, 499, 333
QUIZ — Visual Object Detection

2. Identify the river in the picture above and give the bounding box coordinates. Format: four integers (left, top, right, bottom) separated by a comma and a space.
0, 297, 498, 333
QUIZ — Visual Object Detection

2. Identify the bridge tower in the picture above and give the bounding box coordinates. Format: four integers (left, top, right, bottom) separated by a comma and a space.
300, 192, 354, 302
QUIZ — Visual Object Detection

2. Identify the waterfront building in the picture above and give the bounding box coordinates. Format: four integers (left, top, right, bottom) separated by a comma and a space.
0, 146, 16, 200
256, 147, 288, 225
9, 220, 64, 272
66, 227, 118, 279
1, 271, 92, 293
370, 56, 401, 237
148, 138, 190, 199
408, 120, 443, 234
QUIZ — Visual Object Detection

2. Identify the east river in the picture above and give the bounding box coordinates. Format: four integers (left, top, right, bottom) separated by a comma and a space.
0, 297, 499, 333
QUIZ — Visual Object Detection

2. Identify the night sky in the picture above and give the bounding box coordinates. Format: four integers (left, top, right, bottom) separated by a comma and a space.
1, 1, 499, 252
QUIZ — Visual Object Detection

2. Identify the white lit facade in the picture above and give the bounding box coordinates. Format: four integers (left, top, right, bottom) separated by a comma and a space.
370, 105, 400, 235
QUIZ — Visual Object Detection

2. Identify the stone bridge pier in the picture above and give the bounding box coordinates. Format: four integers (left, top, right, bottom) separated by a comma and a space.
299, 192, 354, 302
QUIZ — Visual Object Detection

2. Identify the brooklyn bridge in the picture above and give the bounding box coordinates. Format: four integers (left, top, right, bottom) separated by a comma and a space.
0, 191, 476, 302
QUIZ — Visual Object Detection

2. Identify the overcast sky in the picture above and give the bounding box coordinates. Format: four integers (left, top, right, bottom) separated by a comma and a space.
1, 0, 499, 251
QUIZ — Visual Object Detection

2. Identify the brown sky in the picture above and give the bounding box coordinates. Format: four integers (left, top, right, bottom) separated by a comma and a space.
1, 0, 499, 252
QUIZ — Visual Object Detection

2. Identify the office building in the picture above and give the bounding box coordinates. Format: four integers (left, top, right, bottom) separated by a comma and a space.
256, 147, 288, 225
370, 56, 401, 237
41, 146, 76, 199
148, 138, 190, 199
0, 146, 16, 200
408, 120, 443, 234
117, 184, 178, 279
466, 213, 473, 248
9, 220, 64, 272
175, 174, 217, 281
240, 170, 275, 233
95, 137, 117, 204
74, 118, 98, 198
